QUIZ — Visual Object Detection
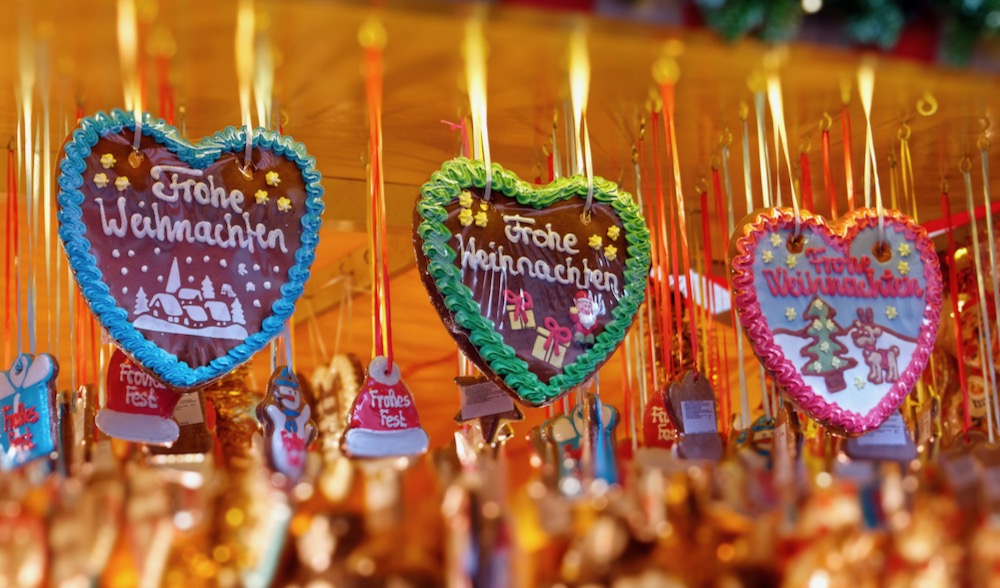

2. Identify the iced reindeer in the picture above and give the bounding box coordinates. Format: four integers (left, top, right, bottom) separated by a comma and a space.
851, 308, 900, 385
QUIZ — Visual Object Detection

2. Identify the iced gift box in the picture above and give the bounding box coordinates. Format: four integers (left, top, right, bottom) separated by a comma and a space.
504, 289, 535, 330
531, 318, 571, 369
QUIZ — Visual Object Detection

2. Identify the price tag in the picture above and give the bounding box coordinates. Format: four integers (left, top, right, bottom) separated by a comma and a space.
857, 412, 909, 446
681, 400, 717, 434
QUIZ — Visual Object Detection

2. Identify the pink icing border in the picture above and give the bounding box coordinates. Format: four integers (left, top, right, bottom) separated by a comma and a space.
729, 208, 943, 436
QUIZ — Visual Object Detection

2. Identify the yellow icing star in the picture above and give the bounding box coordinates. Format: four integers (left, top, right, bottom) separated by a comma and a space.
785, 307, 797, 321
786, 254, 798, 269
897, 243, 911, 257
886, 306, 898, 320
459, 208, 474, 227
897, 261, 910, 275
854, 377, 866, 390
458, 191, 473, 208
474, 211, 488, 227
825, 319, 835, 331
100, 153, 116, 169
770, 233, 783, 247
588, 234, 603, 250
762, 250, 774, 263
819, 341, 830, 352
479, 202, 488, 211
813, 299, 824, 309
276, 197, 292, 212
254, 189, 270, 204
604, 244, 618, 261
114, 176, 130, 192
812, 319, 823, 331
832, 357, 842, 368
812, 361, 822, 372
265, 171, 281, 187
93, 173, 109, 188
607, 226, 621, 240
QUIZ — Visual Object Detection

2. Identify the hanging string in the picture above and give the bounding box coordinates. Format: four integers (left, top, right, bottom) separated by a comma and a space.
820, 114, 839, 218
38, 37, 54, 354
235, 0, 256, 169
361, 19, 394, 370
5, 145, 20, 359
752, 85, 772, 208
464, 15, 492, 201
711, 161, 733, 435
117, 0, 143, 152
799, 144, 813, 212
253, 23, 274, 131
735, 106, 753, 428
888, 149, 899, 210
962, 159, 998, 442
857, 62, 885, 243
634, 136, 662, 391
569, 26, 594, 212
941, 186, 971, 436
899, 123, 915, 218
841, 95, 856, 212
978, 137, 1000, 434
649, 110, 675, 374
661, 80, 699, 367
18, 16, 37, 356
765, 66, 801, 233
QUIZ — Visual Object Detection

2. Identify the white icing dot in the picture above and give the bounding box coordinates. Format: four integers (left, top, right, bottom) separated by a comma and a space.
112, 249, 120, 258
263, 281, 271, 290
188, 276, 194, 283
154, 247, 161, 254
128, 250, 135, 257
185, 256, 192, 263
121, 267, 128, 275
138, 201, 145, 208
246, 283, 256, 292
219, 259, 228, 268
141, 265, 148, 272
253, 264, 261, 271
122, 287, 129, 295
272, 265, 279, 272
157, 275, 164, 283
253, 300, 261, 308
203, 255, 210, 262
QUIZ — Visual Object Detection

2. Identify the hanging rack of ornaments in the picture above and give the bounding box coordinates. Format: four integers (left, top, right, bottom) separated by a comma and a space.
2, 0, 1000, 585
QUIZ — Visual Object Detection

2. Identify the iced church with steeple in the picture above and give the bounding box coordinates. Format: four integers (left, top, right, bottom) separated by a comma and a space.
133, 258, 250, 341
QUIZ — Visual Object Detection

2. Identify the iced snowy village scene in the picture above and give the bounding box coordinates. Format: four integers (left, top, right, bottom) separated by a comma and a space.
133, 258, 249, 341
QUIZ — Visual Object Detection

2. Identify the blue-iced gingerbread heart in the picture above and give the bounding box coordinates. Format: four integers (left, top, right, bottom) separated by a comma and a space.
58, 110, 323, 389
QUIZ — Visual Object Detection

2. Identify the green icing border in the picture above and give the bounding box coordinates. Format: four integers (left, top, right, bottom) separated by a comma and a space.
416, 157, 651, 406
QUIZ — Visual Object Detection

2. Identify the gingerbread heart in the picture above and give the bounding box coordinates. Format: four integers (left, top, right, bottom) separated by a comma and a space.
414, 158, 651, 406
729, 208, 942, 436
57, 110, 323, 389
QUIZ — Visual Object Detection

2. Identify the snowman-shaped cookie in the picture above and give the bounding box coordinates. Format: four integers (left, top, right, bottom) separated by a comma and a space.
257, 366, 317, 483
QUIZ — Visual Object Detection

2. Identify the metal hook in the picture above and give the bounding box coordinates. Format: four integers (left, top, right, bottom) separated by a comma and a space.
819, 112, 832, 132
916, 92, 938, 117
897, 121, 911, 142
960, 155, 973, 174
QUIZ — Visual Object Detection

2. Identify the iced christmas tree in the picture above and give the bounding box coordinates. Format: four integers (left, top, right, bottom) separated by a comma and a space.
201, 276, 215, 300
134, 287, 149, 314
230, 298, 246, 325
800, 297, 857, 393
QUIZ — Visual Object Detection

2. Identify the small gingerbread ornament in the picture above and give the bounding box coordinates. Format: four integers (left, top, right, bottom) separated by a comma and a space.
341, 356, 429, 460
665, 369, 723, 461
0, 354, 59, 470
256, 366, 317, 482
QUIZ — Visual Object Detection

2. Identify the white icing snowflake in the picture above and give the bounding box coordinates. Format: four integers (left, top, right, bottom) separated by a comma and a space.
263, 281, 272, 290
762, 249, 774, 263
825, 319, 835, 331
253, 300, 262, 308
812, 319, 823, 330
854, 377, 866, 390
785, 307, 797, 321
812, 361, 822, 372
112, 249, 120, 258
813, 300, 823, 309
770, 233, 783, 247
886, 306, 898, 320
786, 255, 799, 269
819, 341, 830, 352
831, 357, 842, 368
246, 283, 256, 292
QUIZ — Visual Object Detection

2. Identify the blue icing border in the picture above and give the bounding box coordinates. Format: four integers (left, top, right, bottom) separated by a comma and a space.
57, 110, 324, 389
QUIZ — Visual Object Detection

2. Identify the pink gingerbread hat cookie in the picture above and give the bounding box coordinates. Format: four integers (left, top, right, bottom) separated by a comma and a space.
342, 356, 429, 459
96, 348, 181, 445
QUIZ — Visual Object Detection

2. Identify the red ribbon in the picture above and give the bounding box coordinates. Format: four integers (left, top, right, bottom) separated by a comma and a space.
942, 190, 971, 435
542, 317, 571, 358
822, 128, 838, 218
503, 289, 533, 324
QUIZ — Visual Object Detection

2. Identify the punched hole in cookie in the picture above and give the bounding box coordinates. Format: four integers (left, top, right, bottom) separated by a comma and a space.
786, 233, 804, 254
872, 240, 892, 262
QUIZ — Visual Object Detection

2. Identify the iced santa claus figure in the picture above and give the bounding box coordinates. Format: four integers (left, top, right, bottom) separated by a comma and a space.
570, 291, 601, 346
